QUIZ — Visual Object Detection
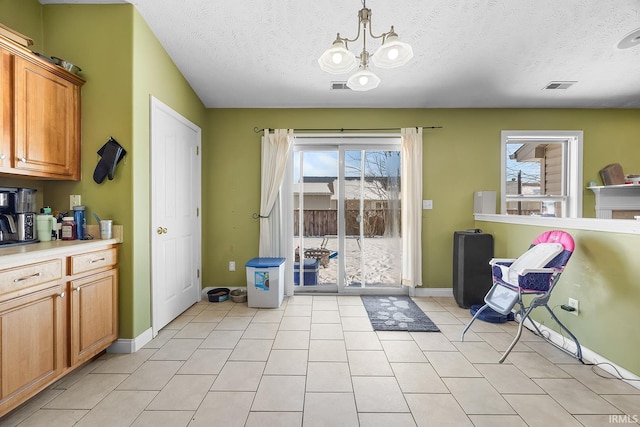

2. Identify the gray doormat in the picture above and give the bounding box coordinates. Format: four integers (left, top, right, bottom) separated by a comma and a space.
361, 295, 440, 332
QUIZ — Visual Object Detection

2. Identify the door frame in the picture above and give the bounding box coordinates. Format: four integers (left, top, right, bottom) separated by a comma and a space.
150, 96, 202, 336
292, 134, 406, 295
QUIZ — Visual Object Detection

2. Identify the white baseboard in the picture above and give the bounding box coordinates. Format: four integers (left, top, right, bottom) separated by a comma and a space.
413, 287, 454, 297
205, 286, 453, 298
107, 327, 153, 354
523, 317, 640, 390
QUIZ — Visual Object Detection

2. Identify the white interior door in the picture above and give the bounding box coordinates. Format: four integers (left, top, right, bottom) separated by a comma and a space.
151, 97, 201, 333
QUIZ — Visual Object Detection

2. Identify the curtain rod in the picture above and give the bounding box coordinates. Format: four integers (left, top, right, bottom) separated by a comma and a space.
253, 126, 442, 133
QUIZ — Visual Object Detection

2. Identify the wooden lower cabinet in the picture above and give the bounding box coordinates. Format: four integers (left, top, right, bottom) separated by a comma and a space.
0, 284, 65, 414
0, 244, 118, 418
69, 269, 118, 366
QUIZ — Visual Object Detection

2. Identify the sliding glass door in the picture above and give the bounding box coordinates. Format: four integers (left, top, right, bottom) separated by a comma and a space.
341, 148, 402, 290
292, 136, 403, 294
293, 149, 339, 290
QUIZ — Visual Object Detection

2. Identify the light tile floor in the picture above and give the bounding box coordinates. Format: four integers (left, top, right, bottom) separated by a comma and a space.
2, 295, 639, 426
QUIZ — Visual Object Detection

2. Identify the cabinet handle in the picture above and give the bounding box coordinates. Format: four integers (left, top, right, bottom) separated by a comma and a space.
19, 157, 26, 163
59, 292, 65, 298
75, 287, 81, 292
0, 154, 5, 160
14, 272, 41, 282
89, 257, 106, 263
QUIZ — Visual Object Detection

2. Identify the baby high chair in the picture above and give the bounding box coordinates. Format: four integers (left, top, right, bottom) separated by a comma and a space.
461, 230, 583, 363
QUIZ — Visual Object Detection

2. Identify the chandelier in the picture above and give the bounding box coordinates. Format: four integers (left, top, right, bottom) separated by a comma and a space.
318, 1, 414, 91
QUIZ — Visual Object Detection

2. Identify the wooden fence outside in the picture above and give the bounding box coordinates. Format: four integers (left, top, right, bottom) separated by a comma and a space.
293, 209, 401, 237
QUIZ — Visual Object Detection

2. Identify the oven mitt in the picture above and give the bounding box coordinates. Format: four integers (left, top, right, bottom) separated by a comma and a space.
93, 137, 127, 184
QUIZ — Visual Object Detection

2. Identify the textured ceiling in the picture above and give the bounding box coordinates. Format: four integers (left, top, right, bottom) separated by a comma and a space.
40, 0, 640, 108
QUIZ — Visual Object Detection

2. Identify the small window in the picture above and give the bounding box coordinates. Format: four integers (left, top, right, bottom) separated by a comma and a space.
501, 131, 583, 218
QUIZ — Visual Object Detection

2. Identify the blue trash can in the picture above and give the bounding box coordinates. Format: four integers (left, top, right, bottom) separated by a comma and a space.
294, 258, 319, 286
245, 257, 286, 308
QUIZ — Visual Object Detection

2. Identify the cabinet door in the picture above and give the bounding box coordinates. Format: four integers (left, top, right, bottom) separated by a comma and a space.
0, 285, 64, 407
0, 47, 11, 171
69, 269, 118, 366
13, 55, 80, 180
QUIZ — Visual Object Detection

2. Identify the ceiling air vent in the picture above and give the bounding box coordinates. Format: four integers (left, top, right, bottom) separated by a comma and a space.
331, 81, 351, 90
543, 81, 576, 90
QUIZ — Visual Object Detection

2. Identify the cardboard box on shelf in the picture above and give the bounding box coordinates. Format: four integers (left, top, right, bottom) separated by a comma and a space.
599, 163, 625, 185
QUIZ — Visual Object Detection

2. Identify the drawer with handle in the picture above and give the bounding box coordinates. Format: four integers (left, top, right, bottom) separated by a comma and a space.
69, 248, 117, 276
0, 259, 63, 298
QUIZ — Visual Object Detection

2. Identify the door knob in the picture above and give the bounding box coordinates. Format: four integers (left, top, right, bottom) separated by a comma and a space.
156, 227, 167, 234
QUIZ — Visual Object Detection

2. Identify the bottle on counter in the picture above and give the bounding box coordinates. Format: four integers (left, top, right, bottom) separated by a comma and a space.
73, 205, 86, 240
61, 217, 77, 240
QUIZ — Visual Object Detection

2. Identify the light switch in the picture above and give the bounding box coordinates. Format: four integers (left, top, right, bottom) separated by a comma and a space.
70, 195, 81, 210
423, 200, 433, 210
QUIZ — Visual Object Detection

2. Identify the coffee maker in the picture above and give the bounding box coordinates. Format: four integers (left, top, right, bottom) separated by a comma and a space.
0, 187, 37, 244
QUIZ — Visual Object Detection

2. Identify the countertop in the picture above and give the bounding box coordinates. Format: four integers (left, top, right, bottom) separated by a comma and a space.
0, 225, 122, 269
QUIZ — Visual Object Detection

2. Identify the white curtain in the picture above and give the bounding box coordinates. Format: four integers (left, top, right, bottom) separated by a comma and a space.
401, 127, 423, 287
259, 129, 294, 257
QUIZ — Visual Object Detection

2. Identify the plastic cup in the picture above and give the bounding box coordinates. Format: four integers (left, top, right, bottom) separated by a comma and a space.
36, 214, 56, 242
100, 220, 113, 239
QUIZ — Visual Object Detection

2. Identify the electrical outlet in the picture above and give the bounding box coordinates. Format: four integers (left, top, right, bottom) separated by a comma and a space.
69, 195, 81, 210
422, 200, 433, 210
568, 297, 579, 316
229, 261, 236, 272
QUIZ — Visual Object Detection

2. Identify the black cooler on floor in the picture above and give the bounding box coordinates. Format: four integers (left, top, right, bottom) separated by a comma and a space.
452, 230, 494, 308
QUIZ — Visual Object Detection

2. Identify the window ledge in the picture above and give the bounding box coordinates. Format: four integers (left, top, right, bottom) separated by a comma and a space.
474, 214, 640, 235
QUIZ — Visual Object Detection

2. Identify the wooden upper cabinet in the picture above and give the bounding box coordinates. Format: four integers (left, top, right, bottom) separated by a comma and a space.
0, 48, 11, 171
0, 38, 84, 180
13, 55, 81, 180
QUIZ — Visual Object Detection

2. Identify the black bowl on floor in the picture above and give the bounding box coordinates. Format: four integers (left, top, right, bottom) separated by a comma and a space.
207, 288, 230, 302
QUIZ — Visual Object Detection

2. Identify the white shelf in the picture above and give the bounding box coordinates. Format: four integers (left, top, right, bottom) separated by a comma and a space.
588, 185, 640, 219
587, 184, 640, 189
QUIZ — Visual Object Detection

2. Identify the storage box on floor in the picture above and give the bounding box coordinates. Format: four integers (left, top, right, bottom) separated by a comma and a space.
294, 258, 319, 286
245, 257, 285, 308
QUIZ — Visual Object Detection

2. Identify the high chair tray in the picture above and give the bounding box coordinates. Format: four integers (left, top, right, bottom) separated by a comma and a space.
484, 283, 519, 315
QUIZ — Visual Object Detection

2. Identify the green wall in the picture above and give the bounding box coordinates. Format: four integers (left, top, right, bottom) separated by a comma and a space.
204, 109, 640, 376
203, 108, 640, 290
476, 221, 640, 376
130, 9, 206, 336
41, 4, 135, 336
43, 4, 206, 339
2, 1, 206, 339
0, 0, 43, 51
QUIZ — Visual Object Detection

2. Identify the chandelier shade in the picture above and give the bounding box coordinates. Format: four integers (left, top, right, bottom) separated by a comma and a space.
318, 2, 413, 91
346, 66, 381, 91
370, 34, 414, 69
318, 38, 358, 74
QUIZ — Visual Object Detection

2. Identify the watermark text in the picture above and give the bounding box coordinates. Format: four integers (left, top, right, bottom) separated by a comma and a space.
609, 414, 639, 424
